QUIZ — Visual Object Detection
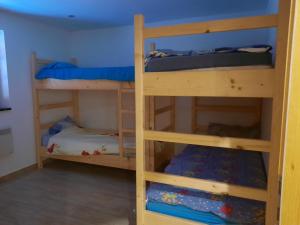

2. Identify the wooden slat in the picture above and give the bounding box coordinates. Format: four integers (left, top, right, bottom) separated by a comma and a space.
144, 211, 206, 225
118, 89, 124, 157
281, 1, 300, 223
145, 171, 267, 202
39, 101, 73, 110
35, 79, 134, 90
144, 130, 270, 152
134, 14, 146, 225
40, 148, 135, 170
144, 14, 278, 38
266, 0, 295, 224
155, 105, 172, 115
196, 105, 258, 113
144, 68, 274, 97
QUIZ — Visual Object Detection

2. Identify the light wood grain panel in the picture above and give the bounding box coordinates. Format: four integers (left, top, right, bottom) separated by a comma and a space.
144, 15, 278, 38
35, 79, 134, 90
266, 0, 295, 224
145, 171, 267, 201
144, 68, 274, 97
40, 149, 135, 170
144, 130, 270, 152
31, 52, 43, 169
39, 101, 73, 110
134, 14, 146, 225
280, 0, 300, 224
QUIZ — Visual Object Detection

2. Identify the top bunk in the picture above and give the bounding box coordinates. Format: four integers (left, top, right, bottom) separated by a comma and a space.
31, 53, 135, 90
136, 14, 278, 98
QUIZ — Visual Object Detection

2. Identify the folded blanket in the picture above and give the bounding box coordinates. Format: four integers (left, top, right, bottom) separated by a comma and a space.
145, 45, 272, 66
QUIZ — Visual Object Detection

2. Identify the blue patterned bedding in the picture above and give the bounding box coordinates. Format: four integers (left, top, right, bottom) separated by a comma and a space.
36, 62, 135, 81
146, 145, 267, 225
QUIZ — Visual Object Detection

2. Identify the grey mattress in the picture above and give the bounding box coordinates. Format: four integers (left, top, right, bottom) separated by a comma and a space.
145, 52, 272, 72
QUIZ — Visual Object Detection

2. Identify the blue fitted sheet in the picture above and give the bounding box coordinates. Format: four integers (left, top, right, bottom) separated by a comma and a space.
36, 66, 135, 81
147, 201, 233, 225
146, 145, 266, 225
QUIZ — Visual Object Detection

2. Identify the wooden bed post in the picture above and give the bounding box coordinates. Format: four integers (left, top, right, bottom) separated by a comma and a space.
266, 0, 295, 224
280, 0, 300, 223
135, 15, 146, 225
31, 52, 43, 169
117, 87, 125, 157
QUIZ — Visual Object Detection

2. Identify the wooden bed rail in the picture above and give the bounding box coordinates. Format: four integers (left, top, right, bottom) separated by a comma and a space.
144, 130, 270, 152
145, 171, 267, 202
144, 14, 278, 39
143, 69, 274, 98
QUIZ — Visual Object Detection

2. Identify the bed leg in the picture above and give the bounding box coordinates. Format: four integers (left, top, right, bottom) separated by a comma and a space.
37, 160, 43, 169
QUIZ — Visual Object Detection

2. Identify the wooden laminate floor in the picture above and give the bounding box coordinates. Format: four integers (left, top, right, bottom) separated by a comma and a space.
0, 160, 136, 225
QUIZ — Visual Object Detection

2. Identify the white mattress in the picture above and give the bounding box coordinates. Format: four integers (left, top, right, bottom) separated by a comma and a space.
46, 126, 135, 156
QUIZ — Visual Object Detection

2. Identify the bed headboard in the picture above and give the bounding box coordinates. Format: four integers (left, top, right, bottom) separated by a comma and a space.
31, 52, 77, 78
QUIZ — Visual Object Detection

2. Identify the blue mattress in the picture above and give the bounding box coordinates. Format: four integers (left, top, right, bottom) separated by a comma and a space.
36, 65, 135, 81
146, 145, 267, 225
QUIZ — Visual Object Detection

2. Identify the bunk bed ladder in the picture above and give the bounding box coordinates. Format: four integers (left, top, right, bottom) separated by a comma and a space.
135, 0, 295, 223
118, 85, 136, 158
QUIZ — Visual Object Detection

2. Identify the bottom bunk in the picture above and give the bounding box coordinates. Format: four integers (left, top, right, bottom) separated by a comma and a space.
39, 116, 136, 170
146, 145, 266, 225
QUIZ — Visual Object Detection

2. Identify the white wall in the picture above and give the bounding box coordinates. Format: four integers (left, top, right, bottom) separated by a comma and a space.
0, 11, 70, 177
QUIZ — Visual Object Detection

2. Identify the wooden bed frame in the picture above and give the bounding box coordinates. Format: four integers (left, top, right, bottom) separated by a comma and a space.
31, 52, 175, 171
134, 0, 295, 223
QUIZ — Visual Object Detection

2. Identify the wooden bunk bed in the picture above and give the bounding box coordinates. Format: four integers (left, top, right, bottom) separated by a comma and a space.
31, 52, 175, 171
134, 0, 294, 224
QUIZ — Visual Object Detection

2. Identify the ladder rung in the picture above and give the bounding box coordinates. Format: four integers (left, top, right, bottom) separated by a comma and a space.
144, 130, 270, 152
39, 101, 73, 110
145, 171, 267, 202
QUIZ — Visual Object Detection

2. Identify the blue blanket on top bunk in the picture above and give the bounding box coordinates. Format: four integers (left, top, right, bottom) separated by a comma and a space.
146, 145, 267, 225
36, 62, 135, 81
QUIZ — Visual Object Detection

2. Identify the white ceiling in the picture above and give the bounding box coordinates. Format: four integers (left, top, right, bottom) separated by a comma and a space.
0, 0, 274, 30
